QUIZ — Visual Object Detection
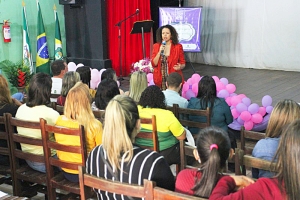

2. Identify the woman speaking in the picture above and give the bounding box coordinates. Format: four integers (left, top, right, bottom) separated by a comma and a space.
151, 24, 186, 90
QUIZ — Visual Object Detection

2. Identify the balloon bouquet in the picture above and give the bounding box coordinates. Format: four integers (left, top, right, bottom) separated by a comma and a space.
180, 74, 273, 131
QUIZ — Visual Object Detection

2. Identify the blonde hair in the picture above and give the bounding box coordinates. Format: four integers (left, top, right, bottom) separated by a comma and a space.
61, 71, 81, 96
266, 99, 300, 138
0, 75, 12, 105
64, 82, 100, 144
102, 95, 139, 170
129, 71, 148, 102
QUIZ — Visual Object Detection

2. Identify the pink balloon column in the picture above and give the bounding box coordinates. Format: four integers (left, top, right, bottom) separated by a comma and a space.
181, 73, 273, 131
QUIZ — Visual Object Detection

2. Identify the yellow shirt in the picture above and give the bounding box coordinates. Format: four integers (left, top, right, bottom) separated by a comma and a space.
55, 115, 103, 174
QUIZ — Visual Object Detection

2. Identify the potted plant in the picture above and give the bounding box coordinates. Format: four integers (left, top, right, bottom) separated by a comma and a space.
0, 60, 33, 92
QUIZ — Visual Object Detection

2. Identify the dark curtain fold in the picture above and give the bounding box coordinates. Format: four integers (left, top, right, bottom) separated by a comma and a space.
107, 0, 152, 76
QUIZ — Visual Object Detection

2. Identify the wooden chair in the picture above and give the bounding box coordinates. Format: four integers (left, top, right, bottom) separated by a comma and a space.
78, 166, 154, 200
40, 118, 87, 200
0, 116, 11, 183
153, 186, 207, 200
5, 113, 47, 197
240, 126, 265, 155
135, 115, 158, 151
235, 148, 276, 175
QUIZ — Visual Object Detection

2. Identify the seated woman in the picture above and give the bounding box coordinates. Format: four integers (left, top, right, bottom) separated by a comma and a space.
57, 71, 81, 106
101, 68, 124, 94
86, 95, 175, 199
136, 85, 186, 165
175, 126, 232, 198
92, 79, 120, 111
76, 66, 96, 98
125, 71, 148, 103
0, 75, 22, 164
55, 82, 103, 182
252, 99, 300, 178
188, 76, 233, 134
210, 119, 300, 200
16, 73, 60, 173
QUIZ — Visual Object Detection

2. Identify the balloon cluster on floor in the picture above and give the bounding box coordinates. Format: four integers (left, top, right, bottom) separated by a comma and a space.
181, 74, 273, 131
67, 62, 120, 89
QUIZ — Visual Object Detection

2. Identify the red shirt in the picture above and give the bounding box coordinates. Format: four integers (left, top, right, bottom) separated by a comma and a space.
175, 169, 200, 195
151, 42, 185, 88
209, 176, 286, 200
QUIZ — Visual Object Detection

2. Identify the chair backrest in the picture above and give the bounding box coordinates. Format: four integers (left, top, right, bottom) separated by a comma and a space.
240, 126, 265, 155
4, 113, 46, 196
40, 118, 87, 199
153, 186, 207, 200
78, 166, 155, 200
235, 148, 277, 175
179, 140, 197, 171
176, 105, 210, 129
0, 115, 11, 176
135, 115, 158, 151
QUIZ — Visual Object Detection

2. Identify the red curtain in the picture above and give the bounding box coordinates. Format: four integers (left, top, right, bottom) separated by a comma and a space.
107, 0, 152, 77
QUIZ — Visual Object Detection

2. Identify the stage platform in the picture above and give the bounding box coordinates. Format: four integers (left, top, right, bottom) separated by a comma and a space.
120, 63, 300, 105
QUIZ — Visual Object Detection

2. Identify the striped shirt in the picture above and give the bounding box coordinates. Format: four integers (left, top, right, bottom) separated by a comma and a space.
86, 145, 175, 200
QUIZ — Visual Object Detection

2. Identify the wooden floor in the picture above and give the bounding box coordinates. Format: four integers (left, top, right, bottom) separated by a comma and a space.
120, 63, 300, 105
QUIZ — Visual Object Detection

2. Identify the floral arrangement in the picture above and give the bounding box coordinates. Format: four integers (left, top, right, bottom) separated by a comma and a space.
0, 60, 33, 88
131, 58, 153, 74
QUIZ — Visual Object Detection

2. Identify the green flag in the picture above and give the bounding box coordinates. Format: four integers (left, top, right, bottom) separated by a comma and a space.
54, 5, 63, 60
36, 1, 50, 74
22, 2, 33, 73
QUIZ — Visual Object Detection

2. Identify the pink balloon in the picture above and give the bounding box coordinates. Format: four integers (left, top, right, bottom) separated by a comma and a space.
216, 82, 225, 92
244, 120, 254, 130
147, 73, 153, 83
67, 62, 76, 72
248, 103, 259, 114
231, 108, 239, 119
99, 69, 106, 82
182, 82, 189, 92
225, 97, 232, 106
220, 78, 229, 85
191, 74, 201, 84
226, 84, 236, 93
76, 63, 84, 68
238, 94, 247, 99
258, 107, 266, 116
90, 81, 98, 89
192, 83, 198, 95
240, 111, 251, 122
218, 89, 229, 98
237, 117, 244, 125
242, 97, 251, 106
186, 90, 196, 100
236, 103, 247, 113
231, 96, 242, 106
230, 93, 237, 97
187, 78, 193, 85
251, 113, 263, 124
149, 80, 155, 86
266, 106, 273, 114
212, 76, 220, 82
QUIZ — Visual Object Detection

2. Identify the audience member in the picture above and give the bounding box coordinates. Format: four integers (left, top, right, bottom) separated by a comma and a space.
125, 71, 148, 103
136, 85, 186, 165
0, 75, 22, 164
252, 99, 300, 178
92, 79, 120, 110
55, 82, 103, 182
188, 76, 233, 134
210, 119, 300, 200
176, 126, 233, 198
76, 66, 96, 98
50, 60, 68, 102
16, 73, 60, 173
101, 68, 124, 94
56, 71, 81, 106
86, 95, 175, 199
163, 72, 188, 108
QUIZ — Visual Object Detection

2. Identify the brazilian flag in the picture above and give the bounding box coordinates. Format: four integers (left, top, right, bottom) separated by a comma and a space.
54, 5, 63, 60
36, 2, 50, 74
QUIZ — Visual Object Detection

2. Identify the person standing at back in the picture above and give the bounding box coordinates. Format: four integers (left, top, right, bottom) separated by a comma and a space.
163, 72, 188, 108
50, 60, 68, 102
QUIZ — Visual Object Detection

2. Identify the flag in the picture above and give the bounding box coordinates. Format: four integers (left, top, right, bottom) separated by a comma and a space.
22, 1, 33, 73
54, 4, 63, 60
36, 1, 50, 74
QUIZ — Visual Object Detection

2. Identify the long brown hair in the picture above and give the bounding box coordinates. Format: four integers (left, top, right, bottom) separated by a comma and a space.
266, 99, 300, 138
192, 126, 231, 198
274, 119, 300, 200
0, 75, 12, 105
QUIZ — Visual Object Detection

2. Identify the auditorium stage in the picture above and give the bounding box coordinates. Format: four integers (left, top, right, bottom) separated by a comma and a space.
119, 63, 300, 105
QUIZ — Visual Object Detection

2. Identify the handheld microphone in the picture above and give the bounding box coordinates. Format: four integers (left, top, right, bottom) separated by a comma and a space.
160, 41, 166, 55
136, 9, 139, 14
